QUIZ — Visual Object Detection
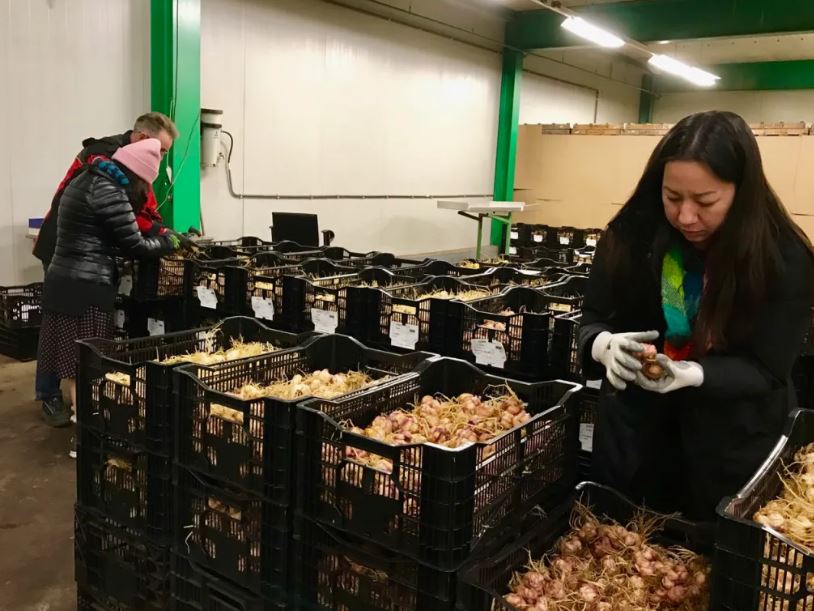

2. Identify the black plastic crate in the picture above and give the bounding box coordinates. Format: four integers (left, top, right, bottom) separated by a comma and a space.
296, 357, 581, 570
175, 334, 432, 502
76, 426, 172, 541
399, 260, 484, 281
0, 282, 42, 328
171, 553, 283, 610
282, 266, 412, 334
456, 481, 712, 611
462, 267, 551, 291
578, 384, 600, 480
117, 257, 187, 300
75, 505, 170, 610
565, 263, 592, 275
437, 286, 553, 379
368, 276, 497, 352
222, 252, 292, 316
185, 256, 246, 320
77, 587, 108, 611
549, 310, 582, 381
0, 321, 38, 361
541, 275, 587, 315
574, 246, 595, 266
712, 408, 814, 611
113, 296, 190, 338
174, 467, 290, 600
245, 259, 354, 328
77, 317, 310, 454
292, 516, 457, 611
549, 226, 586, 248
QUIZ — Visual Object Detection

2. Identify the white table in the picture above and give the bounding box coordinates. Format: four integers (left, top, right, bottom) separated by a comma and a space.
437, 200, 525, 258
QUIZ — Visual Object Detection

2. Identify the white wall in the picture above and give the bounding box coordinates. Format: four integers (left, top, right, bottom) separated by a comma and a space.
519, 72, 598, 125
523, 51, 643, 124
654, 90, 814, 124
0, 0, 150, 284
200, 0, 502, 255
200, 0, 642, 254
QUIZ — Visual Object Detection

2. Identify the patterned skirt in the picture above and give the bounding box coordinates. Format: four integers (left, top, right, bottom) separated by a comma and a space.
37, 306, 114, 380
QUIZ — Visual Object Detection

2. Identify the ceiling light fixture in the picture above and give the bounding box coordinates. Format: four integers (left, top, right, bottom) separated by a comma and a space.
648, 54, 720, 87
561, 16, 625, 49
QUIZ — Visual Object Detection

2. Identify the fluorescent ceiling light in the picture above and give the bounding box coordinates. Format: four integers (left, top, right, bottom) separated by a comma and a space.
649, 54, 720, 87
561, 17, 625, 49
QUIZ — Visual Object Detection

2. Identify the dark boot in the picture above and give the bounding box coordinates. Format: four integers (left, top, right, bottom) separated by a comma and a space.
42, 396, 71, 428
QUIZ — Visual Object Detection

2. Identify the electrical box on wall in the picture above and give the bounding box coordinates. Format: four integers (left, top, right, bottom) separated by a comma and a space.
200, 108, 223, 167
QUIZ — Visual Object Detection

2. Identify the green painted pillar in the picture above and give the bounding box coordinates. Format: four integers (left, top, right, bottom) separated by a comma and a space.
491, 49, 524, 247
151, 0, 201, 232
638, 74, 655, 123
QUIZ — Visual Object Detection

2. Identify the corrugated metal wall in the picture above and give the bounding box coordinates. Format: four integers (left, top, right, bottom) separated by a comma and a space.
0, 0, 149, 284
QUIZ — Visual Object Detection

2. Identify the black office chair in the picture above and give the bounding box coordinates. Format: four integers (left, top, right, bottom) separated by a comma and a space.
269, 212, 334, 247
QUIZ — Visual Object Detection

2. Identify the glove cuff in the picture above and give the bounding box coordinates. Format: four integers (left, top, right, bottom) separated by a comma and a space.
686, 361, 704, 387
591, 331, 613, 363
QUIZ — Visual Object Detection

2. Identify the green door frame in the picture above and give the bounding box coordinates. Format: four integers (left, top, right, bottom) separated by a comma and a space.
151, 0, 202, 232
491, 49, 524, 248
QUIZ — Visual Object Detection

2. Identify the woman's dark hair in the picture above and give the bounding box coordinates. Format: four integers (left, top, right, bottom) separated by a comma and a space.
118, 165, 150, 213
604, 110, 814, 353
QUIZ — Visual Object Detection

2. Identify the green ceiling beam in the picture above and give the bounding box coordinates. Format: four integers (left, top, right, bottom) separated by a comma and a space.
655, 60, 814, 93
151, 0, 201, 232
491, 49, 524, 249
507, 0, 814, 50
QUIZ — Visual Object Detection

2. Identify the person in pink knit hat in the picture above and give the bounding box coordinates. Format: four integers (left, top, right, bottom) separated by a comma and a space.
37, 137, 181, 457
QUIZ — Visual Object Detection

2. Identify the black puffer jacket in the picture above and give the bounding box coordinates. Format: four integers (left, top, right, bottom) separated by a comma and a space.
43, 165, 175, 316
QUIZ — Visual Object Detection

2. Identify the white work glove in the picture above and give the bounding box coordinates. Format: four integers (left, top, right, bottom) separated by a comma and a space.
591, 330, 660, 391
635, 354, 704, 394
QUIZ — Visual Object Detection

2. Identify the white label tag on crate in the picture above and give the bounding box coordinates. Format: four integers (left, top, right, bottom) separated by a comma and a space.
389, 321, 419, 350
471, 339, 507, 369
196, 285, 218, 310
559, 236, 571, 245
118, 275, 133, 297
586, 379, 602, 390
579, 423, 594, 452
311, 308, 338, 333
147, 318, 165, 336
510, 230, 519, 240
251, 296, 275, 321
586, 238, 597, 247
114, 309, 126, 330
533, 234, 544, 243
509, 246, 517, 255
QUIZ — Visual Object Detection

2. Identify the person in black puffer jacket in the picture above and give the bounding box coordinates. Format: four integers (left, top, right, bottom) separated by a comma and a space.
37, 138, 180, 455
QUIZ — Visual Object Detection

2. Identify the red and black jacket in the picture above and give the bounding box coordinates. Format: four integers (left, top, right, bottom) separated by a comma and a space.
33, 131, 164, 265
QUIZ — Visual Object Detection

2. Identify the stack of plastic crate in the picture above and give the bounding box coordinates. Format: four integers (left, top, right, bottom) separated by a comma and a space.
0, 283, 42, 360
73, 316, 310, 609
171, 333, 431, 609
294, 357, 581, 610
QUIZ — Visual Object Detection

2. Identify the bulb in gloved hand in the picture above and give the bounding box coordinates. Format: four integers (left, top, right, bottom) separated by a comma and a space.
636, 343, 665, 380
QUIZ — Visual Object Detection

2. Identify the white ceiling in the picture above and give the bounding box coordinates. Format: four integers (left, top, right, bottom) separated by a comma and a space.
650, 34, 814, 64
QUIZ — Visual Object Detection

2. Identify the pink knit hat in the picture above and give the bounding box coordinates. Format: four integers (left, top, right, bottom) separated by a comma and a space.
112, 138, 161, 183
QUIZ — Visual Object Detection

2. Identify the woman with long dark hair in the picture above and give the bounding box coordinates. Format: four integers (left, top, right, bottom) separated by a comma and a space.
579, 111, 814, 520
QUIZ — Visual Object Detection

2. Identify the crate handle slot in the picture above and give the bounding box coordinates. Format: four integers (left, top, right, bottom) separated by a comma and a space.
207, 497, 243, 521
105, 456, 134, 472
209, 403, 244, 425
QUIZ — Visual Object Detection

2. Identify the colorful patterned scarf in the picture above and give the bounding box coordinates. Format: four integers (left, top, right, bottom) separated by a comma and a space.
661, 245, 704, 360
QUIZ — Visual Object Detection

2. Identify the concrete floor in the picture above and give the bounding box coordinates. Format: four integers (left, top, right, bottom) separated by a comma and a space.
0, 357, 75, 611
